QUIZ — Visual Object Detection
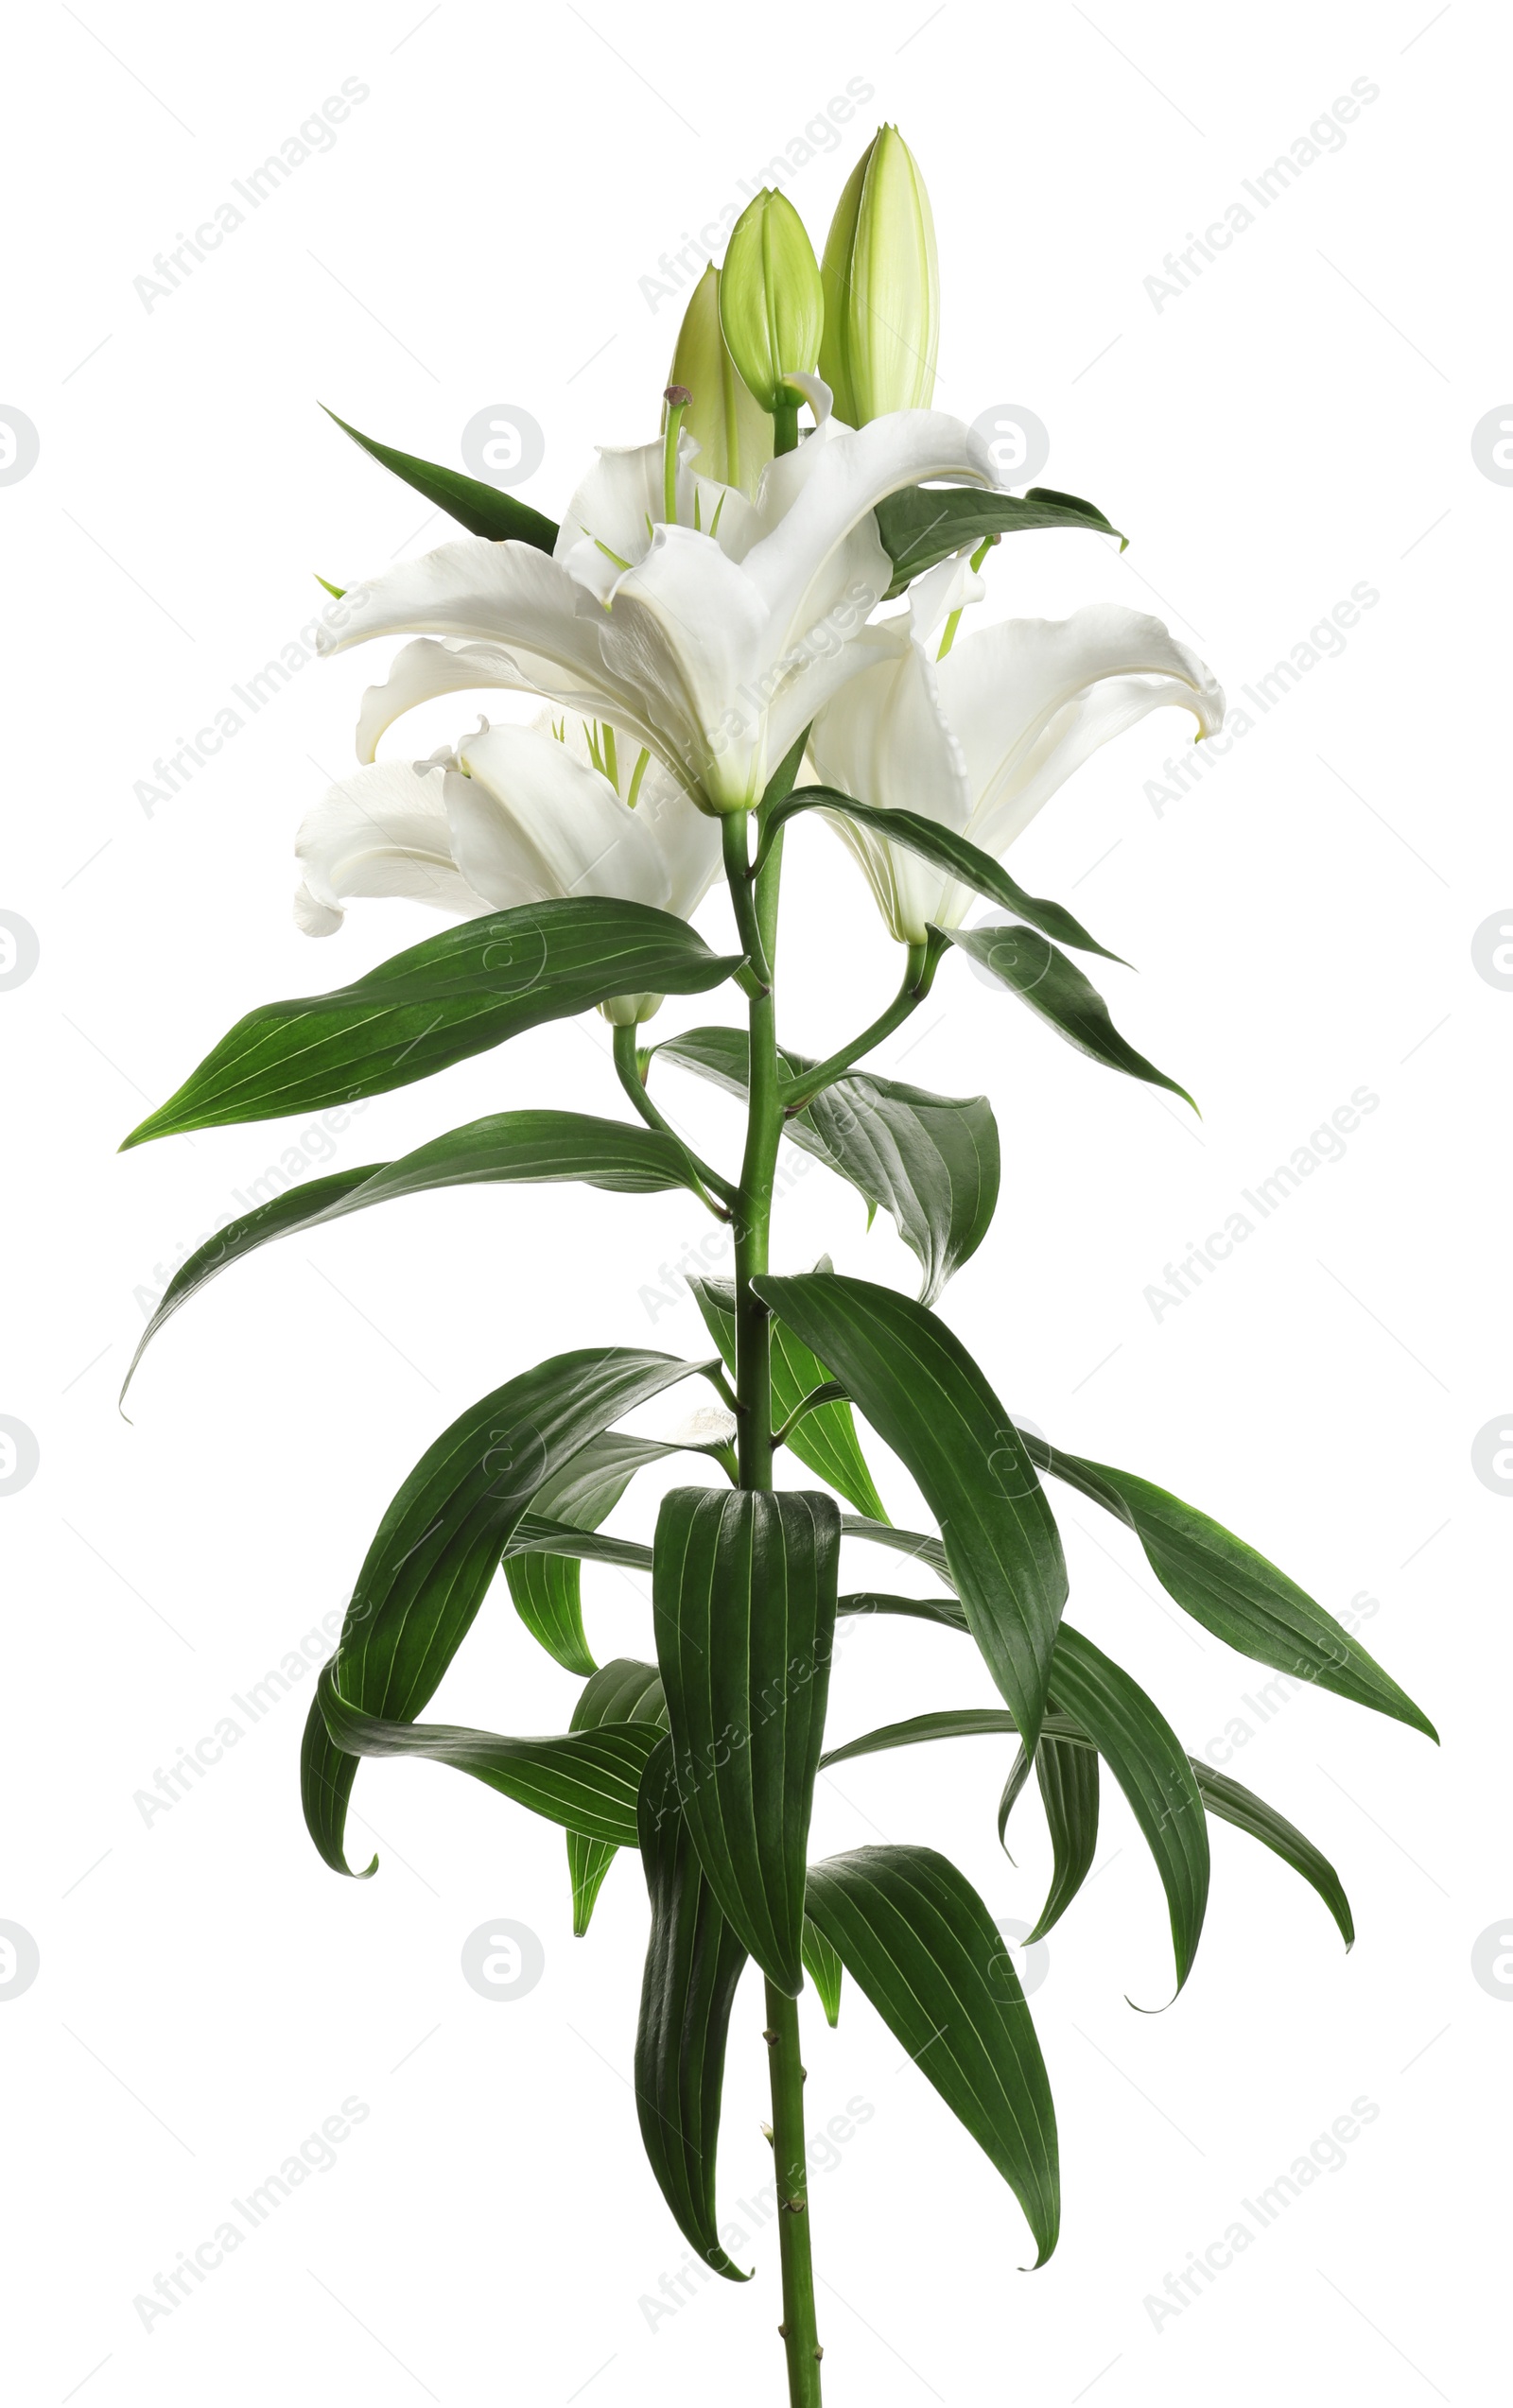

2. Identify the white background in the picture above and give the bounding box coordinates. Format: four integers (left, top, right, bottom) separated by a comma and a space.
2, 3, 1505, 2402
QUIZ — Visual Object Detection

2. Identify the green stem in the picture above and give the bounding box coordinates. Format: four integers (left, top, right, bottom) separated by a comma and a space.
766, 1982, 824, 2404
772, 397, 800, 457
780, 933, 945, 1117
722, 806, 823, 2401
610, 1022, 737, 1214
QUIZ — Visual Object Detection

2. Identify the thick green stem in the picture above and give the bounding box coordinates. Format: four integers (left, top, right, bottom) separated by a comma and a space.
721, 806, 823, 2401
766, 1982, 823, 2403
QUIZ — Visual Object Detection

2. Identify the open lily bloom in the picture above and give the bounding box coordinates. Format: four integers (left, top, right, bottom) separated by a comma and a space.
318, 388, 996, 815
293, 710, 722, 1022
807, 558, 1226, 943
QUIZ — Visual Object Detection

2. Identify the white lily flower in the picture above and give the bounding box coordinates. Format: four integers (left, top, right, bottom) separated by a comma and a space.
293, 709, 722, 1024
317, 401, 997, 816
807, 561, 1226, 944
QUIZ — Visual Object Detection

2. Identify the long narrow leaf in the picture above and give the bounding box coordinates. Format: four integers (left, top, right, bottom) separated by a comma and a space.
302, 1348, 708, 1876
1193, 1761, 1353, 1949
876, 482, 1123, 597
687, 1270, 888, 1518
635, 1738, 751, 2279
805, 1845, 1059, 2263
758, 1275, 1067, 1754
653, 1487, 840, 1994
322, 407, 559, 548
124, 900, 741, 1144
945, 925, 1193, 1107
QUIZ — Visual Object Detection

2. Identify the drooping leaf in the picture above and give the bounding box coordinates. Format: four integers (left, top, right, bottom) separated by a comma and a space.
876, 482, 1124, 598
502, 1432, 675, 1676
1193, 1761, 1353, 1949
653, 1487, 840, 1994
687, 1270, 889, 1519
756, 1274, 1067, 1754
1023, 1437, 1437, 1741
821, 1706, 1085, 1769
123, 1115, 712, 1400
767, 785, 1121, 961
315, 1662, 661, 1844
322, 407, 559, 548
801, 1916, 843, 2027
1001, 1730, 1102, 1944
301, 1347, 710, 1877
635, 1737, 751, 2279
566, 1658, 667, 1936
123, 901, 742, 1145
944, 925, 1193, 1109
657, 1028, 999, 1306
1048, 1625, 1208, 1997
805, 1845, 1058, 2263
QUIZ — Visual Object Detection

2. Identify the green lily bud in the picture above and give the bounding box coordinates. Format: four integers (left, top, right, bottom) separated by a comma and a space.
820, 126, 939, 425
664, 264, 774, 497
718, 189, 824, 432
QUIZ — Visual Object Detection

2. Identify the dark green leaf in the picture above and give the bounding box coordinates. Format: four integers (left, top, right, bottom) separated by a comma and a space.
769, 785, 1121, 961
837, 1590, 967, 1632
805, 1845, 1058, 2263
1048, 1625, 1208, 1996
1002, 1731, 1102, 1944
756, 1275, 1066, 1754
653, 1487, 840, 1994
801, 1917, 843, 2027
123, 900, 742, 1145
315, 1661, 661, 1844
566, 1658, 667, 1936
322, 407, 559, 549
122, 1114, 709, 1401
657, 1029, 999, 1307
687, 1271, 889, 1518
635, 1737, 751, 2280
821, 1706, 1083, 1769
501, 1431, 678, 1675
301, 1347, 709, 1876
945, 925, 1193, 1109
1193, 1761, 1353, 1949
840, 1516, 951, 1584
876, 482, 1124, 598
1024, 1437, 1437, 1741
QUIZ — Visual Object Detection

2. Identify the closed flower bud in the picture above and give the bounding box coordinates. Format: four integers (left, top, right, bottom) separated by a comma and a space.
718, 189, 825, 418
820, 125, 939, 425
665, 264, 774, 496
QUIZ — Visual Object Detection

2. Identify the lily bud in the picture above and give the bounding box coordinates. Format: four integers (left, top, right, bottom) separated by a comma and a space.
819, 126, 939, 425
718, 189, 825, 418
665, 264, 774, 496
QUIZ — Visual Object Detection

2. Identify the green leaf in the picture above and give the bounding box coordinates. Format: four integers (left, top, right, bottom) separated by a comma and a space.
801, 1916, 843, 2027
876, 482, 1124, 598
635, 1737, 752, 2280
756, 1274, 1067, 1754
657, 1029, 999, 1306
944, 925, 1194, 1109
566, 1658, 667, 1936
501, 1431, 674, 1676
122, 1114, 711, 1402
837, 1590, 967, 1632
652, 1487, 841, 1994
123, 900, 742, 1145
300, 1346, 709, 1876
1001, 1731, 1102, 1944
821, 1706, 1084, 1769
1048, 1625, 1208, 1996
840, 1516, 951, 1584
1024, 1438, 1437, 1742
687, 1270, 889, 1520
315, 1661, 662, 1844
768, 785, 1121, 961
805, 1845, 1058, 2263
1193, 1761, 1353, 1949
322, 407, 559, 549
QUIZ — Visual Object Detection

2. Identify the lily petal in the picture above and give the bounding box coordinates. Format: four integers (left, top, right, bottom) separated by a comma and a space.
293, 758, 487, 934
448, 721, 670, 909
